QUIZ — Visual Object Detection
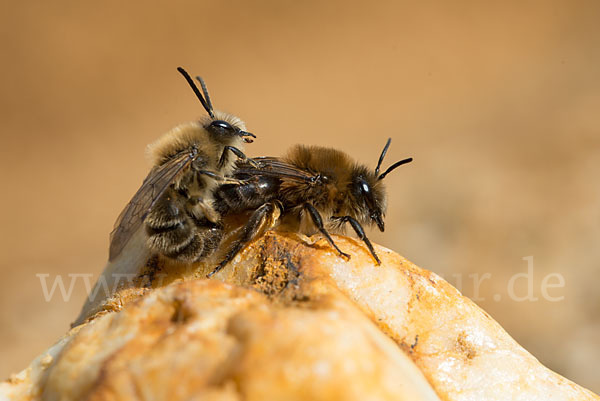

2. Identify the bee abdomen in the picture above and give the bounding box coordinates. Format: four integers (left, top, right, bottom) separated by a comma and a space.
146, 219, 195, 256
145, 191, 184, 229
166, 227, 223, 262
214, 185, 244, 213
144, 187, 225, 262
145, 190, 195, 256
214, 176, 279, 214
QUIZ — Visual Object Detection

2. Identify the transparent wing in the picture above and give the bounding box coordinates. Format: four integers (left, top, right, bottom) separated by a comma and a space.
235, 156, 316, 182
108, 150, 198, 261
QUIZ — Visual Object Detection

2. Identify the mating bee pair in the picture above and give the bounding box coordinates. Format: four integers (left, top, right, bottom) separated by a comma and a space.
109, 68, 412, 277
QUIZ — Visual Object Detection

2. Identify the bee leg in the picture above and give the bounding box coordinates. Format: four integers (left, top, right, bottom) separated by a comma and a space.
304, 203, 351, 261
218, 146, 259, 169
196, 170, 244, 185
332, 216, 381, 265
208, 201, 281, 278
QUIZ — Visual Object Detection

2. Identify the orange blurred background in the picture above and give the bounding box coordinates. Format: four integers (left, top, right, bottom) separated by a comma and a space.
1, 0, 599, 392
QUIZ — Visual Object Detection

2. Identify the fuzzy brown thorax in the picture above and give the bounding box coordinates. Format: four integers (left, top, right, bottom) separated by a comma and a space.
281, 145, 387, 232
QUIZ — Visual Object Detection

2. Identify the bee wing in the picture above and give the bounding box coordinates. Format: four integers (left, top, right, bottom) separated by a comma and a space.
235, 157, 316, 182
108, 150, 198, 261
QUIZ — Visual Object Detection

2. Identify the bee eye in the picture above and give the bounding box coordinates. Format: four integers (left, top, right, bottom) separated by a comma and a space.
356, 178, 376, 210
210, 120, 234, 131
361, 181, 370, 194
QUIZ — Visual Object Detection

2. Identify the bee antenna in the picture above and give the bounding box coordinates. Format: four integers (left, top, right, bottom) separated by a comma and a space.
375, 138, 392, 176
378, 157, 413, 180
195, 76, 214, 117
176, 67, 215, 119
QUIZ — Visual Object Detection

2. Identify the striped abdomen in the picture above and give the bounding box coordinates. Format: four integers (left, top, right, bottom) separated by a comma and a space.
145, 188, 223, 262
213, 175, 280, 216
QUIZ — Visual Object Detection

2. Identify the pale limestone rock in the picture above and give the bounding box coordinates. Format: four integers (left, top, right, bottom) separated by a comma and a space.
1, 232, 597, 401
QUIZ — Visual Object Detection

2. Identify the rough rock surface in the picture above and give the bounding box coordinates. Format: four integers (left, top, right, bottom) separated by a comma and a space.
1, 232, 598, 401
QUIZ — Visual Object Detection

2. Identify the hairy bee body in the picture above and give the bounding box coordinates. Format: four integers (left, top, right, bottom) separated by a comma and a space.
141, 115, 246, 262
209, 142, 412, 276
216, 147, 375, 229
109, 68, 255, 263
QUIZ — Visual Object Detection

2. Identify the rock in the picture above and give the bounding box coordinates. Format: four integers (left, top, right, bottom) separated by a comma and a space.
1, 232, 598, 401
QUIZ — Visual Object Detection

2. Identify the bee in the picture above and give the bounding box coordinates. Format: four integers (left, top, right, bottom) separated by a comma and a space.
209, 139, 413, 277
108, 67, 257, 263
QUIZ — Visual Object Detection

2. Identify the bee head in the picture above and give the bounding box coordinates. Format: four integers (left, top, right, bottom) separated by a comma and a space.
206, 117, 256, 144
177, 67, 256, 144
351, 171, 387, 232
351, 138, 413, 232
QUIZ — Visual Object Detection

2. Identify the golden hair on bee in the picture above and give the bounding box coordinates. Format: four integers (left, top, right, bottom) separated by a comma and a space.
209, 138, 413, 277
109, 67, 256, 263
146, 109, 247, 169
277, 144, 389, 232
